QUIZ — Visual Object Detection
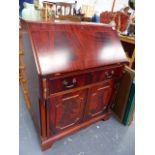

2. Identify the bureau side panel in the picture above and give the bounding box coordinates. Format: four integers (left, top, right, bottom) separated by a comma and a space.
22, 30, 41, 134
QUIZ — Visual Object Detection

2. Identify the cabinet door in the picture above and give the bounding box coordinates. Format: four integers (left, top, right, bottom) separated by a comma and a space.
85, 80, 114, 119
49, 89, 87, 133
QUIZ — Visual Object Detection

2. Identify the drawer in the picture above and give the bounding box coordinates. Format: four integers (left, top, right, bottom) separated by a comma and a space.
92, 66, 123, 83
48, 73, 91, 94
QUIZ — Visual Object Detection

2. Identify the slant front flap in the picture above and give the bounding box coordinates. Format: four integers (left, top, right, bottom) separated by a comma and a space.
27, 21, 128, 75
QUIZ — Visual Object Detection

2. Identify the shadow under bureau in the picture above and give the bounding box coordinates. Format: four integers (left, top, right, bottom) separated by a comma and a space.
21, 20, 128, 150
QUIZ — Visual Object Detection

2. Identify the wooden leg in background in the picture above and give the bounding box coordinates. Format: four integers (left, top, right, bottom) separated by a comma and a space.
19, 76, 31, 110
19, 66, 31, 110
19, 29, 32, 111
111, 0, 116, 12
129, 49, 135, 68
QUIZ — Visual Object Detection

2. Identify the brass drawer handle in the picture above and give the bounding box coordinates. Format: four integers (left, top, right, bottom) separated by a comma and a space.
105, 70, 115, 79
63, 78, 77, 88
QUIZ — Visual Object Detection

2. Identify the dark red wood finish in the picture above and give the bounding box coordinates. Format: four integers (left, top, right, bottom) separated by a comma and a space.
48, 73, 91, 94
26, 21, 128, 76
49, 89, 88, 133
22, 19, 128, 150
84, 80, 114, 120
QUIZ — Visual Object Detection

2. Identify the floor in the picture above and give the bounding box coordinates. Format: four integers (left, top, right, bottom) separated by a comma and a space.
19, 86, 135, 155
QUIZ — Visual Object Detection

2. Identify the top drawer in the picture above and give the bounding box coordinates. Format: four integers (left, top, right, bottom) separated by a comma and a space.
47, 65, 124, 94
48, 73, 91, 94
91, 66, 123, 83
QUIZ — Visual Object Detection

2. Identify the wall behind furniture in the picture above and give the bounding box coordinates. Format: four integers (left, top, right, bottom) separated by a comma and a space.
39, 0, 128, 13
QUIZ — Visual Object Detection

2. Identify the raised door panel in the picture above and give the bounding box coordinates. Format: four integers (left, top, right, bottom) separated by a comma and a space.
85, 80, 114, 119
49, 89, 87, 133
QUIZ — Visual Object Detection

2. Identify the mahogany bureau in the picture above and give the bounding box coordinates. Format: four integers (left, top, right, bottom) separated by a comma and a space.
21, 20, 128, 150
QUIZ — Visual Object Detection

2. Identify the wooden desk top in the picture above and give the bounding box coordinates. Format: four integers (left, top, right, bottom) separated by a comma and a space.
23, 20, 128, 76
